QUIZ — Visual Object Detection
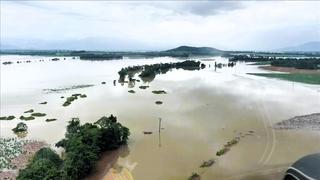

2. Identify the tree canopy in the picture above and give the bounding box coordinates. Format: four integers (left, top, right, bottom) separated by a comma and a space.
17, 115, 130, 180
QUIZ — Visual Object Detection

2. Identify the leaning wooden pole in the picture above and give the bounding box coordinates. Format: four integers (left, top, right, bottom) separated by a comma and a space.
158, 118, 162, 147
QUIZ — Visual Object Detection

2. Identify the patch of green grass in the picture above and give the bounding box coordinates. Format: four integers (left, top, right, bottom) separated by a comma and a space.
248, 73, 320, 85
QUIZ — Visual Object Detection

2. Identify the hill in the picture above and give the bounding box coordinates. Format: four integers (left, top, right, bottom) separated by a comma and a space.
164, 46, 223, 55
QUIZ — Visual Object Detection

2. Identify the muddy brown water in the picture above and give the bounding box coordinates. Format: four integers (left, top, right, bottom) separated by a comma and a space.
1, 55, 320, 179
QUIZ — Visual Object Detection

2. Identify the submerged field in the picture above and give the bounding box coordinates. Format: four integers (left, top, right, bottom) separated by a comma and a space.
1, 55, 320, 179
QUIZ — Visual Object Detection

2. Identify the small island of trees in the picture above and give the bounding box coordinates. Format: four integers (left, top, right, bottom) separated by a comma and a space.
118, 60, 205, 82
17, 115, 130, 180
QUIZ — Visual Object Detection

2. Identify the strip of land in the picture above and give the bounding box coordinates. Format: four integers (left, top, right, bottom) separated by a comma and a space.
274, 113, 320, 130
248, 72, 320, 85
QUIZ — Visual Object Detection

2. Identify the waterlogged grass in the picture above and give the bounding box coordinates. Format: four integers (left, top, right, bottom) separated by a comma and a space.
139, 85, 149, 89
128, 90, 135, 93
31, 113, 47, 117
63, 94, 86, 106
152, 90, 167, 94
20, 116, 35, 121
45, 118, 57, 122
24, 109, 34, 113
216, 147, 229, 156
155, 101, 163, 105
248, 73, 320, 85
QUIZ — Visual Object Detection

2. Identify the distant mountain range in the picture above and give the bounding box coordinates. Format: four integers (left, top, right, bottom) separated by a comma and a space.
1, 38, 319, 53
276, 41, 320, 52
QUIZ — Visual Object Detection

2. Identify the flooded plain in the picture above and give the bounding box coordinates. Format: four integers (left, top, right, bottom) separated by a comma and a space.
1, 55, 320, 179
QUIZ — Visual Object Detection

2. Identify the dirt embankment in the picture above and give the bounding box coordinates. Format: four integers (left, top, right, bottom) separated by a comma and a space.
260, 66, 320, 74
274, 113, 320, 130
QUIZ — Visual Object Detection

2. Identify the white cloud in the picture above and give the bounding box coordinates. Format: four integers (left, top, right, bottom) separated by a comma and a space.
1, 1, 319, 51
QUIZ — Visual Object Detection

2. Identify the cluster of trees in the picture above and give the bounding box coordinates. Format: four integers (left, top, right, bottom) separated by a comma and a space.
12, 122, 28, 133
271, 58, 320, 70
118, 60, 204, 82
229, 55, 320, 70
78, 53, 123, 60
139, 60, 204, 78
229, 55, 274, 62
118, 65, 144, 81
17, 115, 130, 180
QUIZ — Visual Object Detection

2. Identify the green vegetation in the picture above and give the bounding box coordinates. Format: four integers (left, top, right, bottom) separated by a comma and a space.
17, 148, 62, 180
118, 60, 205, 82
79, 53, 123, 60
165, 46, 222, 56
12, 123, 28, 134
24, 109, 34, 113
216, 147, 229, 156
271, 58, 320, 69
0, 115, 15, 120
155, 101, 163, 105
31, 113, 47, 117
46, 119, 57, 122
248, 73, 320, 84
229, 55, 273, 62
128, 90, 135, 93
20, 116, 35, 121
17, 115, 130, 180
152, 90, 167, 94
200, 159, 215, 168
230, 55, 320, 70
188, 173, 201, 180
225, 138, 239, 147
63, 94, 86, 106
139, 85, 149, 89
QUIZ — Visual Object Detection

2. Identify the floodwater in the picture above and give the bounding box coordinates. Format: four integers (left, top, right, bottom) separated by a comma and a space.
1, 55, 320, 180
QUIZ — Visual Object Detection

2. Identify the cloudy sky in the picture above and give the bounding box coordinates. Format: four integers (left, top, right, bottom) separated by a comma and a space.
1, 1, 319, 51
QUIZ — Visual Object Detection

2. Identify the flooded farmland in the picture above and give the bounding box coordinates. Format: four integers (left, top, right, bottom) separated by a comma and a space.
1, 55, 320, 179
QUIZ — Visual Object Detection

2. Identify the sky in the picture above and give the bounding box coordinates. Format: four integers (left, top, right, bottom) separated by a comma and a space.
0, 1, 319, 51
